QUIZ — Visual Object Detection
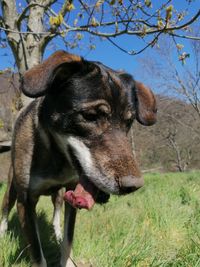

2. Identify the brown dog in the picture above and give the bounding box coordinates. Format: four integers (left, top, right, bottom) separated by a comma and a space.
0, 51, 157, 267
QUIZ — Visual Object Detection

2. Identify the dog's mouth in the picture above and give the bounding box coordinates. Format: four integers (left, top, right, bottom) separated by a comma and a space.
64, 175, 110, 210
63, 142, 110, 210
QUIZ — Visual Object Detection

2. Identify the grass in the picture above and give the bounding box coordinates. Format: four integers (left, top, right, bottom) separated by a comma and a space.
1, 171, 200, 266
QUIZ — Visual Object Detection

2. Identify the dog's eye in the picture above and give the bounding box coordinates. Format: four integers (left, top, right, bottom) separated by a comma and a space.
81, 105, 110, 123
81, 110, 99, 122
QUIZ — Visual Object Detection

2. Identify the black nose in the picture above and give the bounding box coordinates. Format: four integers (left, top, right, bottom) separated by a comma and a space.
120, 175, 144, 193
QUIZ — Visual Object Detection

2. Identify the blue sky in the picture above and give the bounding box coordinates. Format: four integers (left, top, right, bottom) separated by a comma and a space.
0, 0, 199, 90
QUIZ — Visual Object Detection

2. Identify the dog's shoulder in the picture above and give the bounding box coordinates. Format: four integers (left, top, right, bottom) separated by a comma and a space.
13, 99, 43, 144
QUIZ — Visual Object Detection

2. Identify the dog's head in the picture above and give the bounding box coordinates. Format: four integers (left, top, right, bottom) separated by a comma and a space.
21, 51, 157, 209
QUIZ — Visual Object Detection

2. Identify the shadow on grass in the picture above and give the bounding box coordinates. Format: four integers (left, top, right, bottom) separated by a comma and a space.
0, 182, 4, 190
8, 210, 61, 267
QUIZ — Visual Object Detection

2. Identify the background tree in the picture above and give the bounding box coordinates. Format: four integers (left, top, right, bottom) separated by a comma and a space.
0, 1, 200, 73
135, 32, 200, 172
139, 28, 200, 120
133, 95, 200, 172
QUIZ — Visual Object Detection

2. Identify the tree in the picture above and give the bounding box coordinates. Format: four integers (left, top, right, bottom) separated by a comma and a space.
160, 98, 198, 172
136, 29, 200, 171
133, 96, 200, 172
0, 1, 200, 73
138, 27, 200, 120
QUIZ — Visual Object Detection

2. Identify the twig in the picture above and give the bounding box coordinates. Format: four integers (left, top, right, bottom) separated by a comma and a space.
169, 32, 200, 41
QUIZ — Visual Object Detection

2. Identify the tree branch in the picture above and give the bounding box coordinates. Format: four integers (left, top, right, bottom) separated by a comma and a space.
75, 9, 200, 37
1, 0, 21, 60
1, 0, 18, 29
0, 26, 51, 35
107, 30, 162, 56
1, 7, 199, 39
169, 32, 200, 41
17, 2, 47, 28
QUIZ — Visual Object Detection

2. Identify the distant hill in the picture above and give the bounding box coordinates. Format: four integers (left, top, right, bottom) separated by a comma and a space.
134, 95, 200, 171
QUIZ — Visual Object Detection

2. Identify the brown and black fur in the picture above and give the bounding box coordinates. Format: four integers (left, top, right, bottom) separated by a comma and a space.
0, 51, 157, 267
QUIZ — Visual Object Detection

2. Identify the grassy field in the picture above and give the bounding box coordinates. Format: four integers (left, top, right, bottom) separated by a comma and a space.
1, 171, 200, 267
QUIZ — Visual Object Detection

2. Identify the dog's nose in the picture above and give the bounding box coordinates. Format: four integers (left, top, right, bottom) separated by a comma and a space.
120, 175, 144, 193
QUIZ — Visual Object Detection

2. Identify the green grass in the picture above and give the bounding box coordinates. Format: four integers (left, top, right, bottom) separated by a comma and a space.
1, 171, 200, 266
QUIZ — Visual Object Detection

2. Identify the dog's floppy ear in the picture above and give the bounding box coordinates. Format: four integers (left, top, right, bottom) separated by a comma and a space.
135, 81, 157, 126
21, 50, 83, 98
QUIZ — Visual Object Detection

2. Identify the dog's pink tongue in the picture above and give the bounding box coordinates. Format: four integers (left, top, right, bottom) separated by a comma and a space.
64, 177, 97, 210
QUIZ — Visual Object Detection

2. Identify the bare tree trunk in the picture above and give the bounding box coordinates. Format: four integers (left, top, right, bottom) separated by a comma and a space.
1, 0, 72, 107
167, 134, 185, 172
1, 0, 50, 106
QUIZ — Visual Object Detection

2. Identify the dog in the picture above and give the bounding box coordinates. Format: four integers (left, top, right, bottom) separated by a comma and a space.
0, 51, 157, 267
